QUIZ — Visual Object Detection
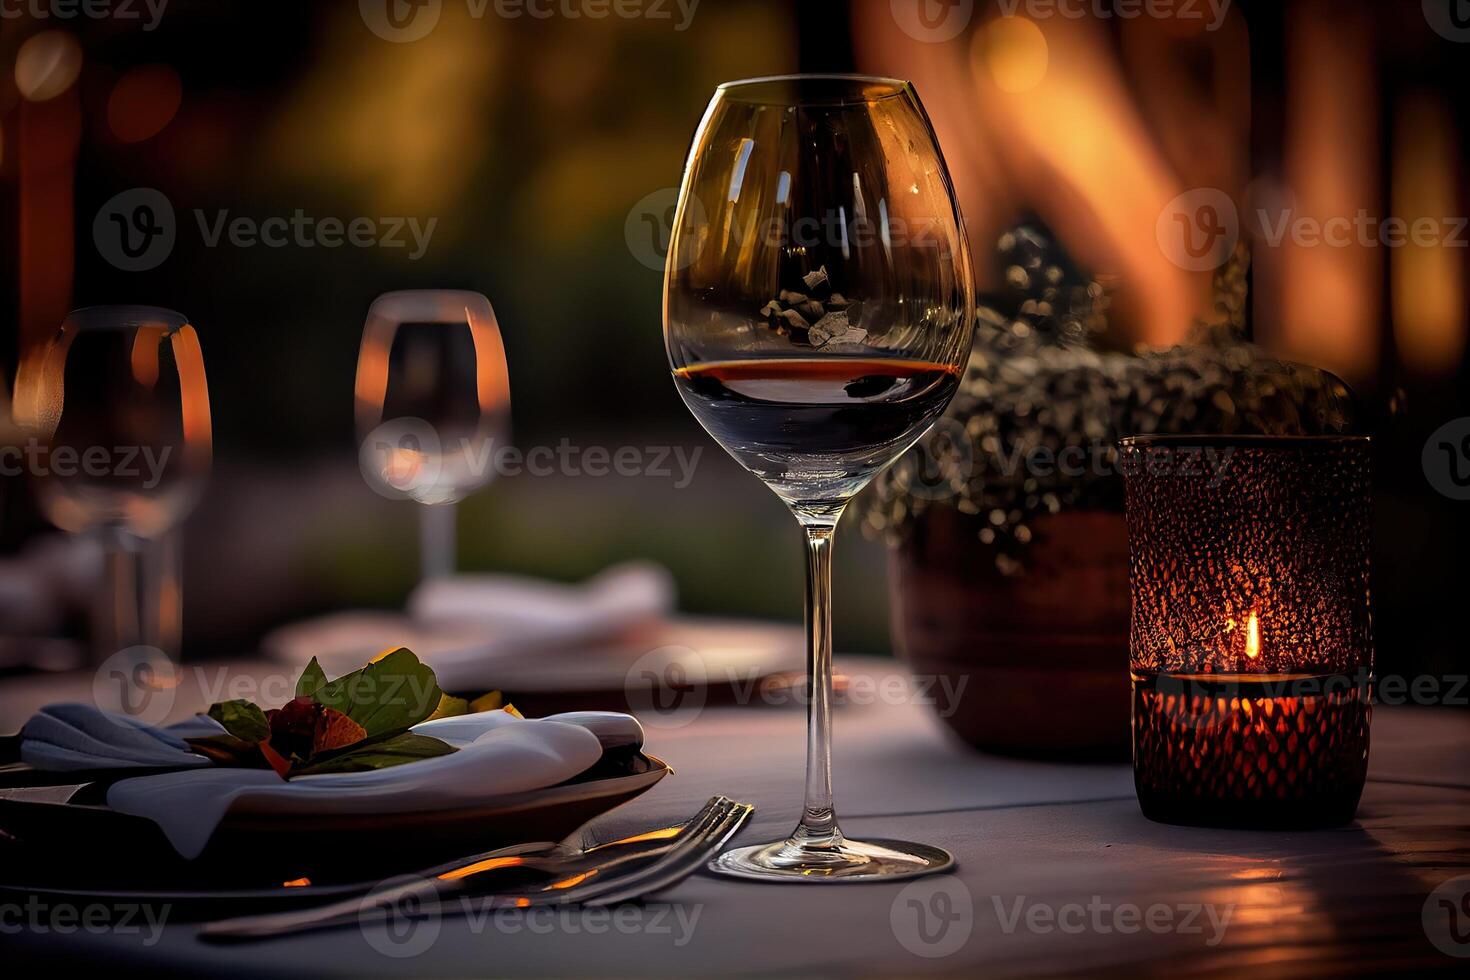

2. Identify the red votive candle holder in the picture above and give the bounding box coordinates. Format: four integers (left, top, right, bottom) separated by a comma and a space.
1119, 435, 1373, 828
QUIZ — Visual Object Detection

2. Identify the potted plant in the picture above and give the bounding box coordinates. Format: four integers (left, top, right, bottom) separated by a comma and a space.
863, 225, 1354, 759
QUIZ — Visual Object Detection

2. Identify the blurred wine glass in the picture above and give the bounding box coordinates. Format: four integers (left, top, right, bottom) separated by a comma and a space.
355, 290, 510, 581
665, 75, 974, 881
13, 306, 211, 662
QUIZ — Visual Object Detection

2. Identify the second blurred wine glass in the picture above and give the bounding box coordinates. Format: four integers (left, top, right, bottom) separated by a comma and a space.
355, 290, 511, 581
13, 306, 211, 662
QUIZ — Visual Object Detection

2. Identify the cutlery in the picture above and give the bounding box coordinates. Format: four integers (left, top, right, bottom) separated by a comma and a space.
201, 795, 753, 941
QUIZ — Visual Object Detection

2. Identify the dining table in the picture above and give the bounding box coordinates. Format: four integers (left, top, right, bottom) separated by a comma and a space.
2, 652, 1467, 976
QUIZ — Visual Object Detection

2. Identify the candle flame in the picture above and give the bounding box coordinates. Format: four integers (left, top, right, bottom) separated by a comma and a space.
1245, 612, 1260, 660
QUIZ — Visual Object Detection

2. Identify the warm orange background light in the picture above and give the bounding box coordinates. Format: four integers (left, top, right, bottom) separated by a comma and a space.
1391, 93, 1466, 377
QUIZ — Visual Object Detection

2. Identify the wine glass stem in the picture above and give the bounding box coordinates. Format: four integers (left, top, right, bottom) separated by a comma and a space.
100, 533, 146, 660
141, 531, 183, 659
420, 502, 457, 581
796, 517, 843, 850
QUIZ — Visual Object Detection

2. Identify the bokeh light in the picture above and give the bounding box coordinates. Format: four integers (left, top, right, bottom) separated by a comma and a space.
107, 65, 183, 143
14, 31, 83, 102
975, 15, 1049, 94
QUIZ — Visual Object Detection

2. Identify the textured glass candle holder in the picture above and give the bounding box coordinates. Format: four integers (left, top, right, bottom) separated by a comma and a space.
1119, 435, 1373, 828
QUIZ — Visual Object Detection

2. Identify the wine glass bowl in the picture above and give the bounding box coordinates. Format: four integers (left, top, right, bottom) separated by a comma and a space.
664, 75, 974, 881
355, 290, 511, 579
17, 306, 211, 540
666, 74, 971, 519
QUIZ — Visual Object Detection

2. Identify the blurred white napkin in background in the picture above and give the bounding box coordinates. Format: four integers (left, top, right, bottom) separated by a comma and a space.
262, 561, 675, 679
407, 561, 675, 643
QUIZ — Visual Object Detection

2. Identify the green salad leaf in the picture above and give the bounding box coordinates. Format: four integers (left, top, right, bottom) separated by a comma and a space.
295, 657, 328, 698
309, 647, 443, 737
207, 699, 270, 743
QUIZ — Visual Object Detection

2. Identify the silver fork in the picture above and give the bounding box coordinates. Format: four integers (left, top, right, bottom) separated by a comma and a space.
201, 796, 753, 941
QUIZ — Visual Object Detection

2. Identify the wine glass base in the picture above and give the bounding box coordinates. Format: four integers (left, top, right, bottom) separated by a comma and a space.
708, 837, 954, 883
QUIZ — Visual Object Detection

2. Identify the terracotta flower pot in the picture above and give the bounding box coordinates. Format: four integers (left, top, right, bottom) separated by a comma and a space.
888, 506, 1132, 759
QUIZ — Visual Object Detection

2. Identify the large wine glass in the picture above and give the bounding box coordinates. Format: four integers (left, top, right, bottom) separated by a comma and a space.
665, 75, 974, 881
13, 306, 211, 662
355, 290, 511, 581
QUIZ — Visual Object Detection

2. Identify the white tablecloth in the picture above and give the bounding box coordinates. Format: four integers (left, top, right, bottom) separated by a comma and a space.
5, 658, 1469, 976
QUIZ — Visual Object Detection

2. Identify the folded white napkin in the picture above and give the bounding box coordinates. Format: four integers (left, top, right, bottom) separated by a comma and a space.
20, 704, 212, 772
102, 710, 641, 860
